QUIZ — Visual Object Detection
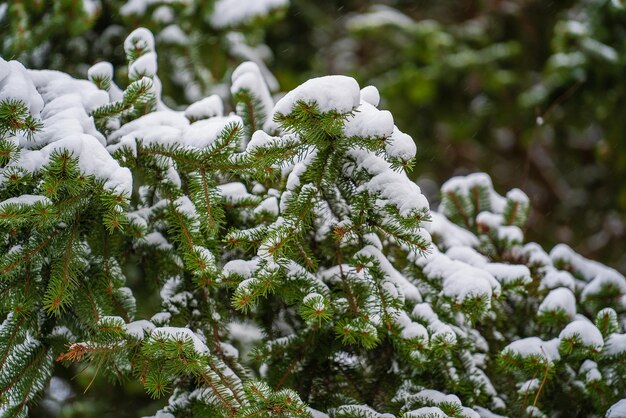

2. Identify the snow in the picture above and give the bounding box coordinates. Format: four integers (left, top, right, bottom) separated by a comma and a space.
506, 188, 529, 205
396, 311, 428, 341
559, 320, 604, 348
386, 126, 417, 162
603, 333, 626, 357
227, 321, 264, 344
484, 263, 532, 286
308, 408, 330, 418
551, 243, 626, 285
152, 6, 175, 23
246, 130, 278, 152
237, 277, 259, 293
173, 196, 197, 218
108, 111, 239, 153
225, 32, 279, 92
286, 161, 309, 191
124, 27, 155, 54
129, 52, 157, 78
415, 389, 461, 406
88, 61, 114, 85
210, 0, 289, 29
332, 404, 394, 418
231, 61, 274, 128
346, 5, 416, 31
579, 360, 601, 382
404, 407, 447, 418
126, 320, 155, 339
0, 60, 44, 116
31, 70, 109, 114
0, 57, 9, 83
108, 125, 181, 156
15, 134, 132, 196
442, 269, 493, 304
343, 101, 394, 139
502, 337, 561, 363
219, 342, 239, 358
442, 172, 509, 215
521, 242, 553, 267
581, 273, 626, 301
273, 75, 360, 116
151, 327, 210, 355
303, 292, 324, 307
99, 315, 126, 328
222, 259, 259, 279
183, 115, 243, 149
151, 312, 171, 324
184, 95, 223, 120
158, 24, 189, 45
356, 245, 422, 302
496, 226, 523, 243
254, 196, 279, 216
473, 406, 507, 418
360, 85, 380, 106
0, 194, 51, 209
461, 409, 481, 418
47, 376, 73, 403
446, 246, 488, 266
518, 378, 540, 394
218, 182, 256, 205
33, 94, 107, 148
581, 38, 618, 62
429, 212, 479, 249
120, 0, 182, 16
400, 321, 429, 341
109, 111, 189, 143
441, 172, 493, 196
192, 246, 216, 272
540, 269, 576, 290
476, 212, 503, 230
538, 288, 576, 319
349, 149, 430, 217
607, 399, 626, 418
422, 252, 500, 302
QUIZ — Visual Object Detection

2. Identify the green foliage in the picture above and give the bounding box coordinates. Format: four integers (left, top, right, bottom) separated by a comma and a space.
0, 10, 625, 418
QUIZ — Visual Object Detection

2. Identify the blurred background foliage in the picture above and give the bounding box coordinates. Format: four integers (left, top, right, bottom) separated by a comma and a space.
1, 0, 625, 415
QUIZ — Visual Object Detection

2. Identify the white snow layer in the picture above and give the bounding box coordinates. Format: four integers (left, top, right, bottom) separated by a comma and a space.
231, 61, 274, 130
124, 27, 155, 54
210, 0, 289, 29
0, 66, 132, 195
185, 95, 224, 120
538, 287, 577, 319
0, 194, 51, 209
120, 0, 187, 16
0, 59, 44, 116
274, 75, 360, 115
607, 399, 626, 418
151, 326, 209, 354
502, 337, 561, 363
348, 149, 430, 218
559, 320, 604, 348
604, 333, 626, 357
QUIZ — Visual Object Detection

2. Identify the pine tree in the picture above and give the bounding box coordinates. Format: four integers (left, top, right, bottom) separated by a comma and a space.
0, 0, 288, 105
0, 25, 625, 418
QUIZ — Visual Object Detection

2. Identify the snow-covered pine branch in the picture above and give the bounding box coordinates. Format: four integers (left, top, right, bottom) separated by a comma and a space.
0, 25, 624, 418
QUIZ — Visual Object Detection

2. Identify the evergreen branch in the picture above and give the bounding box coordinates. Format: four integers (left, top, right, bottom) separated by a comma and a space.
0, 236, 53, 276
